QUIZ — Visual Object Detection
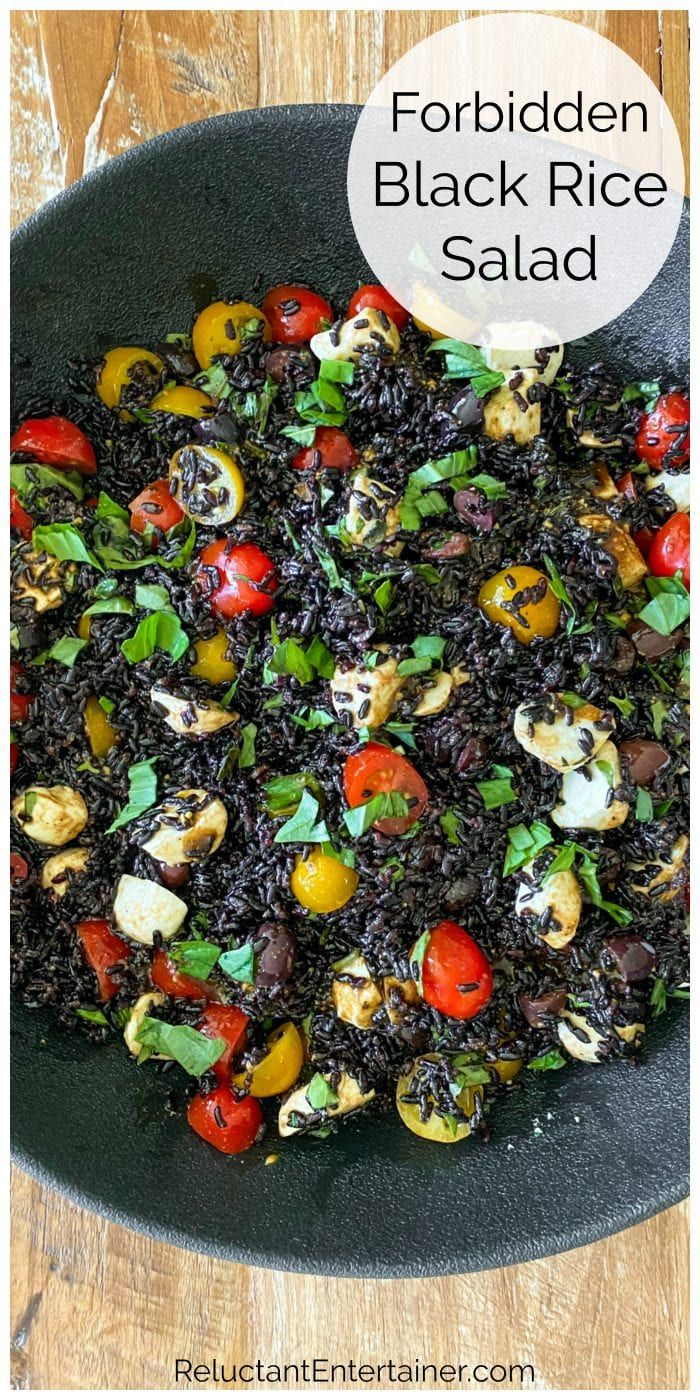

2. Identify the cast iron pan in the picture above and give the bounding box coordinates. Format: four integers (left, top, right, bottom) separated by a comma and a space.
11, 106, 689, 1277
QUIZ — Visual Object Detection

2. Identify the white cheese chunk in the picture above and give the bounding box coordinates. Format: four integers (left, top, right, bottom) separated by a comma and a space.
311, 308, 400, 362
513, 695, 613, 772
515, 861, 582, 949
113, 874, 187, 945
330, 656, 403, 729
140, 789, 228, 865
150, 687, 239, 737
278, 1073, 375, 1137
41, 846, 90, 898
551, 741, 629, 832
12, 785, 88, 846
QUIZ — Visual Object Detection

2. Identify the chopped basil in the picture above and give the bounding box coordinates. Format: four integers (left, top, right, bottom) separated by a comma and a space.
380, 720, 417, 751
239, 721, 257, 769
411, 635, 446, 662
134, 582, 172, 612
95, 491, 130, 523
121, 610, 189, 664
24, 791, 38, 817
527, 1049, 566, 1071
427, 338, 505, 397
195, 362, 231, 399
622, 380, 660, 411
291, 375, 347, 430
135, 1017, 226, 1075
267, 633, 333, 685
439, 809, 462, 846
635, 787, 654, 823
318, 359, 354, 385
83, 596, 134, 618
35, 635, 88, 669
343, 791, 409, 837
399, 448, 477, 531
650, 977, 690, 1019
76, 1007, 109, 1026
281, 423, 316, 447
476, 765, 517, 811
609, 695, 634, 718
106, 758, 158, 833
98, 696, 116, 715
546, 842, 632, 926
312, 542, 348, 592
170, 939, 222, 981
380, 855, 405, 885
306, 1073, 339, 1111
92, 516, 148, 571
410, 929, 431, 993
412, 563, 442, 584
290, 706, 335, 731
542, 553, 574, 613
218, 943, 255, 984
651, 698, 670, 739
373, 578, 394, 613
11, 462, 84, 503
396, 655, 433, 677
637, 572, 690, 636
32, 522, 102, 570
264, 772, 323, 817
559, 690, 587, 707
273, 789, 330, 845
503, 820, 553, 877
595, 758, 615, 786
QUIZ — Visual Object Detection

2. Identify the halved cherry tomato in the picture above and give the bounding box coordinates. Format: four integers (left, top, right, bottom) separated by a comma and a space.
343, 742, 428, 837
636, 392, 689, 470
292, 426, 359, 472
10, 489, 33, 539
10, 416, 97, 474
10, 741, 19, 776
10, 664, 31, 725
77, 919, 133, 1002
647, 511, 690, 589
129, 478, 185, 535
632, 525, 654, 558
262, 284, 334, 344
346, 284, 409, 331
11, 852, 28, 881
197, 539, 277, 619
615, 471, 638, 501
420, 920, 493, 1020
151, 947, 218, 1002
197, 1003, 249, 1079
187, 1083, 263, 1154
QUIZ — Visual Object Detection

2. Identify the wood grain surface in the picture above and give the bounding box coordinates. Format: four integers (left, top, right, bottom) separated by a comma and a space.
10, 9, 690, 1391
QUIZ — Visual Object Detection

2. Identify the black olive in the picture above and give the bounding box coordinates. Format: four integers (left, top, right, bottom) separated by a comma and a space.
456, 734, 490, 772
604, 935, 656, 983
454, 487, 497, 534
255, 922, 295, 989
193, 408, 241, 446
153, 341, 199, 380
449, 386, 484, 430
619, 738, 671, 787
422, 532, 471, 560
627, 618, 684, 661
264, 346, 314, 387
153, 860, 190, 890
518, 987, 568, 1027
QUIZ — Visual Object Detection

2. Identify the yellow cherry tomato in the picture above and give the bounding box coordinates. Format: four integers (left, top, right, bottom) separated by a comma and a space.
493, 1053, 523, 1084
169, 443, 245, 525
97, 347, 164, 410
290, 847, 359, 913
396, 1055, 477, 1144
150, 385, 214, 418
83, 695, 118, 759
190, 628, 236, 685
478, 565, 560, 646
77, 613, 92, 641
232, 1022, 304, 1098
192, 301, 271, 369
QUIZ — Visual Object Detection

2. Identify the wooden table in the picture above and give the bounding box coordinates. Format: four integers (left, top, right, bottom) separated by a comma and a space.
11, 10, 689, 1390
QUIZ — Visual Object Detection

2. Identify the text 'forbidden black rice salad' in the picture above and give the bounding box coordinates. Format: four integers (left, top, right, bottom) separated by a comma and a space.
10, 280, 690, 1155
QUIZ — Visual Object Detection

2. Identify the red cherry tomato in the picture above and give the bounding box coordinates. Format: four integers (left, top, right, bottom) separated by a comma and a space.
129, 478, 184, 535
197, 539, 278, 619
10, 415, 97, 475
343, 742, 428, 837
11, 852, 28, 881
187, 1082, 263, 1154
197, 1003, 249, 1080
647, 511, 690, 589
615, 471, 638, 502
420, 920, 493, 1020
346, 284, 409, 332
151, 947, 218, 1002
10, 664, 31, 725
635, 392, 689, 470
10, 489, 34, 540
76, 919, 133, 1002
262, 284, 333, 344
292, 426, 359, 472
10, 741, 19, 776
632, 525, 654, 558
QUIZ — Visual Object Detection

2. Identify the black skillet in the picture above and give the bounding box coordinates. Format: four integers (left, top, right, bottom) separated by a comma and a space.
11, 106, 689, 1277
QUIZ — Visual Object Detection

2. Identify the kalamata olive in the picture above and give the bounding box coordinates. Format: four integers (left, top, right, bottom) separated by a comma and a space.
423, 532, 471, 560
153, 341, 199, 380
193, 408, 240, 446
627, 618, 684, 661
619, 738, 671, 787
518, 987, 568, 1027
454, 487, 497, 533
449, 386, 484, 430
255, 922, 295, 988
154, 860, 190, 889
456, 734, 490, 772
604, 935, 656, 983
264, 346, 314, 387
443, 875, 479, 911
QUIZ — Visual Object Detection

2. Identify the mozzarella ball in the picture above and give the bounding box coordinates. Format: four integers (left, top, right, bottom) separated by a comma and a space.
344, 472, 403, 552
12, 785, 88, 846
13, 548, 77, 613
629, 834, 689, 903
41, 846, 90, 898
278, 1073, 375, 1137
578, 512, 647, 590
515, 861, 582, 949
647, 470, 690, 513
150, 687, 239, 737
552, 741, 629, 832
331, 953, 383, 1030
139, 789, 228, 866
113, 874, 188, 945
483, 369, 541, 445
558, 1010, 609, 1063
330, 656, 403, 729
123, 991, 167, 1058
484, 324, 564, 386
311, 309, 400, 362
513, 694, 613, 773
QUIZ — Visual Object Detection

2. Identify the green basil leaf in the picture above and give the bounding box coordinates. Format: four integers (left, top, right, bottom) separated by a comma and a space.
343, 791, 409, 837
239, 721, 257, 769
95, 491, 130, 523
42, 635, 88, 668
218, 943, 255, 984
290, 707, 335, 732
411, 635, 446, 662
281, 424, 317, 447
11, 463, 84, 503
439, 809, 462, 845
134, 582, 172, 612
609, 695, 634, 718
76, 1007, 109, 1026
98, 695, 116, 715
273, 788, 330, 845
527, 1050, 567, 1071
121, 611, 189, 664
503, 821, 553, 876
106, 758, 158, 833
318, 359, 355, 385
264, 772, 323, 817
410, 929, 431, 994
32, 522, 102, 570
170, 939, 222, 981
635, 787, 654, 823
476, 767, 517, 811
306, 1073, 339, 1110
83, 596, 135, 618
397, 655, 433, 677
136, 1017, 226, 1075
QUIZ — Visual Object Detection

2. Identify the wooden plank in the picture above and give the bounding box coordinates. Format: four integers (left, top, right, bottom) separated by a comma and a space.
10, 10, 690, 1390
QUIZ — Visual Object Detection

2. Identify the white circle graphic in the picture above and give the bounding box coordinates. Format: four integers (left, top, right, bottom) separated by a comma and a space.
347, 13, 684, 349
